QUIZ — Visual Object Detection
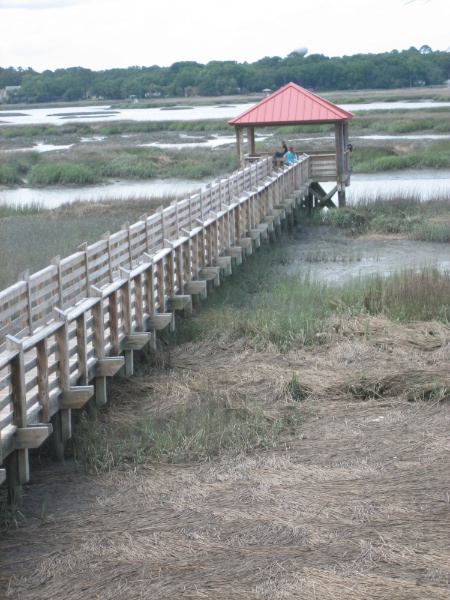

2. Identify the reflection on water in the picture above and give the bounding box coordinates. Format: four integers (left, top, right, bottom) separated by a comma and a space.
0, 170, 449, 209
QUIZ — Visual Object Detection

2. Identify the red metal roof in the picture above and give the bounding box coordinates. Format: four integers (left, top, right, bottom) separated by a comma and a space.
229, 82, 354, 126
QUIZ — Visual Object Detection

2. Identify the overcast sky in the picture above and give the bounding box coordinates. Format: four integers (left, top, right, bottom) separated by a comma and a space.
0, 0, 449, 72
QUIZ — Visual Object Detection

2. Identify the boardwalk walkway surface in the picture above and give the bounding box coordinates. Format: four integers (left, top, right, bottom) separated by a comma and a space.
0, 154, 322, 496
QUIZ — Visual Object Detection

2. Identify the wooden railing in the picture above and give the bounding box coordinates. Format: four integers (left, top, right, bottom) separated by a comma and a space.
0, 155, 311, 495
308, 152, 338, 181
245, 152, 352, 185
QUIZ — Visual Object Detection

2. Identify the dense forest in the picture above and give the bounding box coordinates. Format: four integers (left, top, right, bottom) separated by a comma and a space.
1, 45, 449, 103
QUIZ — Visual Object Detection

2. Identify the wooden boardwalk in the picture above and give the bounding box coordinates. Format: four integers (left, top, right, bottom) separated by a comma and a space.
0, 154, 335, 496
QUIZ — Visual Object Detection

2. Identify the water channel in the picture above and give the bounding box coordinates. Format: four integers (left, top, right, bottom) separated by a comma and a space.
2, 100, 450, 127
1, 170, 449, 209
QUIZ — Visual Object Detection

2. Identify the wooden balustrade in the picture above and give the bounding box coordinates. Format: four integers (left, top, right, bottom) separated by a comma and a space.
0, 155, 313, 496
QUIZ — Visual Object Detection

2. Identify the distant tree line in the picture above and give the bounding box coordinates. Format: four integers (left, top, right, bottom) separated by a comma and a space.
1, 46, 449, 103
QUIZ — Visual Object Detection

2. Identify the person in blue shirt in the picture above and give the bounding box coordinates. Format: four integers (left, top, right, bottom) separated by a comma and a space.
272, 140, 288, 166
285, 146, 295, 164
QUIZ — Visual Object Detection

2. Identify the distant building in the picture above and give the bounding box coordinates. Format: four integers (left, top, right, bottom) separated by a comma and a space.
0, 86, 21, 101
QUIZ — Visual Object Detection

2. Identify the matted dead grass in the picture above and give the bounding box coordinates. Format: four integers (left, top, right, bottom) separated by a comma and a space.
1, 314, 449, 599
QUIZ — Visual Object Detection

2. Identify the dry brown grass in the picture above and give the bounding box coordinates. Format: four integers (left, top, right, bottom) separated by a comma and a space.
1, 314, 449, 599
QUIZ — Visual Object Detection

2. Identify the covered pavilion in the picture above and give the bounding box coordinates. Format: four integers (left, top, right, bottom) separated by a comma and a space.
228, 82, 354, 207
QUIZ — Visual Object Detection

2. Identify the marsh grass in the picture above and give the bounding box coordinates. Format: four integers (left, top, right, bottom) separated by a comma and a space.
72, 230, 450, 472
353, 108, 450, 134
319, 192, 450, 240
74, 393, 288, 471
304, 248, 363, 263
2, 187, 450, 470
2, 143, 238, 186
0, 492, 24, 530
361, 267, 450, 322
412, 221, 450, 242
0, 150, 41, 185
171, 222, 450, 353
0, 119, 233, 140
28, 162, 99, 185
0, 197, 176, 289
353, 141, 450, 172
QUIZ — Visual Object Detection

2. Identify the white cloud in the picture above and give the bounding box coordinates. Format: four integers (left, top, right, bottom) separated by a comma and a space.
0, 0, 79, 8
0, 0, 448, 71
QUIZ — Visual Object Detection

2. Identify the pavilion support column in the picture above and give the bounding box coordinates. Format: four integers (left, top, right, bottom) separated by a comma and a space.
343, 121, 351, 186
236, 128, 245, 167
247, 126, 256, 156
335, 123, 346, 207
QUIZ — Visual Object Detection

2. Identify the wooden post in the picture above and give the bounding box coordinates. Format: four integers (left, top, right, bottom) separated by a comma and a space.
5, 335, 28, 499
53, 308, 72, 454
76, 311, 88, 386
235, 128, 244, 167
90, 286, 107, 407
247, 126, 255, 155
119, 268, 133, 376
18, 269, 33, 336
335, 123, 346, 207
36, 337, 49, 423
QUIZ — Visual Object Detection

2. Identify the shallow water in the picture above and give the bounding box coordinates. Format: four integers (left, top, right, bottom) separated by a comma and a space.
0, 179, 209, 208
333, 169, 450, 201
1, 169, 449, 209
1, 100, 450, 126
285, 226, 450, 284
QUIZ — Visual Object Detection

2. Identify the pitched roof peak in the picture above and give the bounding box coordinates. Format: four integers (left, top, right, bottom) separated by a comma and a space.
229, 82, 354, 126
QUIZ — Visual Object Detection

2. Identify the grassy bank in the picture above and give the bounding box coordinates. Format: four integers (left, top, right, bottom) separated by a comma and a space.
72, 227, 450, 472
1, 136, 449, 187
0, 197, 178, 289
0, 144, 238, 186
318, 192, 450, 241
0, 119, 233, 141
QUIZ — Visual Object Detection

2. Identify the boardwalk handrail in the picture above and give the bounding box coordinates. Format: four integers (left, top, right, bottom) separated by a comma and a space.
0, 155, 311, 493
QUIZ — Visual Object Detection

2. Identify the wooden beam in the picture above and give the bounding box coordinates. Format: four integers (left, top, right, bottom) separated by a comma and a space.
200, 267, 220, 286
185, 280, 208, 299
249, 230, 261, 249
14, 424, 52, 450
121, 333, 153, 351
262, 215, 275, 232
146, 313, 173, 330
166, 295, 192, 311
94, 357, 125, 378
227, 246, 243, 265
60, 386, 94, 410
238, 238, 253, 256
256, 223, 269, 239
216, 256, 232, 277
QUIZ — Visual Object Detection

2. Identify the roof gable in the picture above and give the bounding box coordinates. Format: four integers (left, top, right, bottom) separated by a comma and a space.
229, 82, 354, 126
